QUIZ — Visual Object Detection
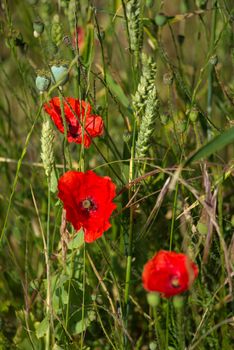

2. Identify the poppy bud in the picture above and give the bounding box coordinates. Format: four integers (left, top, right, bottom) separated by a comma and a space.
51, 64, 69, 86
189, 107, 199, 123
146, 292, 160, 307
146, 0, 154, 8
155, 13, 168, 27
33, 20, 44, 38
173, 295, 184, 309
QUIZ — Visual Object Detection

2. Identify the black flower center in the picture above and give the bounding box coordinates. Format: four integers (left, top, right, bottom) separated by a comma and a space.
68, 124, 79, 138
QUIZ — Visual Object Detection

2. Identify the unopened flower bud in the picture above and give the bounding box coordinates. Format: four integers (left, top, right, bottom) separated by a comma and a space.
155, 13, 168, 27
33, 20, 44, 36
189, 107, 199, 123
173, 295, 184, 309
146, 292, 160, 307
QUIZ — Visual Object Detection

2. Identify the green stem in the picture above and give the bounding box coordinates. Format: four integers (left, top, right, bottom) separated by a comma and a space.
124, 117, 137, 347
165, 181, 179, 348
153, 306, 163, 350
207, 0, 217, 139
80, 243, 86, 349
58, 90, 72, 170
0, 101, 43, 245
46, 178, 52, 350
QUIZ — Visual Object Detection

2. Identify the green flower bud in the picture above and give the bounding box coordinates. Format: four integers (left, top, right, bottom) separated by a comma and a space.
189, 108, 199, 123
146, 292, 160, 307
146, 0, 154, 8
155, 14, 168, 27
33, 20, 44, 36
197, 221, 208, 235
173, 295, 184, 309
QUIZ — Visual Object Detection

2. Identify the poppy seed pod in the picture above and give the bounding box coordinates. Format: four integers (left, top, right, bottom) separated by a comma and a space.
35, 74, 51, 92
51, 64, 69, 86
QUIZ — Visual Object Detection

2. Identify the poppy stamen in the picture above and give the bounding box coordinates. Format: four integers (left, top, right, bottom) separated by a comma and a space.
171, 276, 180, 288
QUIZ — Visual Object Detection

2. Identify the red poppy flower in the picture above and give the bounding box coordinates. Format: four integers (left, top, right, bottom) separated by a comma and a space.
44, 97, 104, 148
142, 250, 198, 298
58, 170, 116, 243
72, 26, 85, 51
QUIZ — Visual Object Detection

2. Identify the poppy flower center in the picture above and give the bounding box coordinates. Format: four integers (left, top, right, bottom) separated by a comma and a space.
80, 197, 97, 214
68, 124, 79, 138
82, 199, 92, 209
171, 276, 180, 288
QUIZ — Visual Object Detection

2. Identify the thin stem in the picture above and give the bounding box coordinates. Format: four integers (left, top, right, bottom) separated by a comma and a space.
80, 243, 86, 349
45, 178, 52, 350
124, 117, 137, 346
165, 181, 179, 348
0, 101, 43, 245
207, 0, 218, 139
153, 306, 163, 350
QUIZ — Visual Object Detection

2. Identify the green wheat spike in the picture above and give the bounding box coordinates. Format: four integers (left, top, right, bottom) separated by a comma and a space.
41, 120, 55, 178
132, 53, 157, 113
135, 86, 158, 158
126, 0, 143, 57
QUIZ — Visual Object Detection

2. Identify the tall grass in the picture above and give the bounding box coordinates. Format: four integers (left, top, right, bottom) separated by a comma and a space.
0, 0, 233, 349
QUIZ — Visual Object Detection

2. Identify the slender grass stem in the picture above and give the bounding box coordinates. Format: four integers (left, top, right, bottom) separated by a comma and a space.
0, 101, 43, 245
45, 178, 52, 350
207, 0, 218, 139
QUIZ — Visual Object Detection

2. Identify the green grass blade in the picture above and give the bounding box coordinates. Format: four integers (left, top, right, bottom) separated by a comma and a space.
185, 126, 234, 166
106, 72, 129, 108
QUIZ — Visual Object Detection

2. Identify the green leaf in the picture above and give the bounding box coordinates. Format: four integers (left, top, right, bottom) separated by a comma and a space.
35, 315, 49, 339
106, 72, 129, 108
185, 126, 234, 166
50, 167, 58, 193
82, 24, 94, 67
71, 309, 96, 335
67, 230, 84, 250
